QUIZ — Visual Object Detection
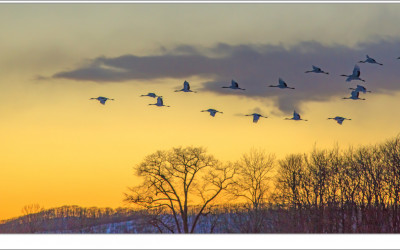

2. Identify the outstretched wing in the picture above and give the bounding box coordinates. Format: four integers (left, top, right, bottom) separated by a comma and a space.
356, 85, 366, 93
157, 97, 163, 105
353, 65, 361, 77
279, 78, 287, 87
253, 114, 261, 123
337, 119, 344, 125
231, 80, 239, 88
184, 80, 190, 90
293, 111, 300, 120
312, 65, 321, 71
350, 90, 359, 98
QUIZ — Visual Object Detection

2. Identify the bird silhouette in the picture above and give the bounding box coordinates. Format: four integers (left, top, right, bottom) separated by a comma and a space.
349, 85, 372, 94
149, 96, 170, 107
359, 55, 383, 65
328, 116, 351, 125
341, 65, 365, 82
269, 78, 295, 89
305, 65, 329, 74
285, 110, 307, 121
222, 80, 245, 90
201, 109, 223, 117
343, 90, 366, 100
90, 96, 114, 105
245, 113, 268, 123
140, 93, 158, 98
175, 80, 196, 93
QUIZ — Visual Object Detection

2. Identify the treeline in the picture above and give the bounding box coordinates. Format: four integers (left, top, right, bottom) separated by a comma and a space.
123, 135, 400, 233
2, 136, 400, 233
0, 206, 144, 233
271, 136, 400, 233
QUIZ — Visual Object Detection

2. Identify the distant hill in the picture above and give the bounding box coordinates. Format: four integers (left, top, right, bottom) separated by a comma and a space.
0, 205, 147, 233
0, 203, 251, 233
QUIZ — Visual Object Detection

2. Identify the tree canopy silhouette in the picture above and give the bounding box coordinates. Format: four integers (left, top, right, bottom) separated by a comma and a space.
124, 146, 236, 233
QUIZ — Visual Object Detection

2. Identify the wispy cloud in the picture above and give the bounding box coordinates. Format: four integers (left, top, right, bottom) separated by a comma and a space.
50, 40, 400, 112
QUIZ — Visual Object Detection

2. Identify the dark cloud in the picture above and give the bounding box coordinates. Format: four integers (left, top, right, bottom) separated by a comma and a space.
51, 40, 400, 112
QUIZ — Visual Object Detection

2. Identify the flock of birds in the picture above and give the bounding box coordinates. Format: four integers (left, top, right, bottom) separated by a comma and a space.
89, 55, 400, 125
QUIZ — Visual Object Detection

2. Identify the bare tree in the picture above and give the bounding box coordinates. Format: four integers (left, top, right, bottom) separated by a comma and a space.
124, 146, 236, 233
381, 136, 400, 231
303, 148, 337, 232
304, 149, 330, 210
339, 147, 362, 232
228, 148, 275, 232
21, 203, 44, 233
274, 154, 307, 232
275, 154, 304, 208
232, 148, 275, 209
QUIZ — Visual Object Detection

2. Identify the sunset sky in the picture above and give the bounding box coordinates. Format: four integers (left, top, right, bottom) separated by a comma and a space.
2, 3, 400, 220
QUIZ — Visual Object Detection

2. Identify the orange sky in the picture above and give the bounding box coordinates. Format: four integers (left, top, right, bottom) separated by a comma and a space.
2, 3, 400, 220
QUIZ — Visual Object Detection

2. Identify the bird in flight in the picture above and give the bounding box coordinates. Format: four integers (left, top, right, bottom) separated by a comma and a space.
328, 116, 351, 125
305, 65, 329, 74
343, 90, 366, 100
359, 55, 383, 65
175, 80, 196, 93
149, 96, 170, 107
140, 93, 158, 98
269, 78, 295, 89
201, 109, 223, 117
341, 65, 365, 82
349, 85, 372, 94
222, 80, 245, 90
245, 113, 268, 123
90, 96, 114, 105
285, 110, 307, 121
